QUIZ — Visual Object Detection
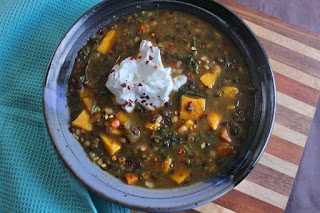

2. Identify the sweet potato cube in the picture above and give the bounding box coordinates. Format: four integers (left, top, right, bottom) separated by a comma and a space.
111, 128, 122, 135
125, 173, 139, 185
207, 113, 221, 130
221, 87, 239, 98
161, 157, 172, 173
100, 133, 121, 156
97, 29, 119, 54
200, 66, 221, 88
170, 167, 191, 184
145, 115, 162, 131
82, 98, 94, 114
178, 120, 196, 134
180, 96, 205, 120
220, 129, 232, 143
78, 87, 92, 99
227, 105, 235, 110
71, 110, 92, 132
116, 111, 129, 124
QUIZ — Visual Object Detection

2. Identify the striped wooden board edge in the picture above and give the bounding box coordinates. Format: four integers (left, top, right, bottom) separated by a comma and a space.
132, 1, 320, 212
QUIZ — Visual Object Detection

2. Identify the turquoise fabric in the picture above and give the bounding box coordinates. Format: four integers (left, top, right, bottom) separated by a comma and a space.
0, 0, 130, 212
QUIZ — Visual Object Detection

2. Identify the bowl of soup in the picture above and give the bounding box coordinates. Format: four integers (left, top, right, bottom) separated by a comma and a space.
43, 0, 276, 212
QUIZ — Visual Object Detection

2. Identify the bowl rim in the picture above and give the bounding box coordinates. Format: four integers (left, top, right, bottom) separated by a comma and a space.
43, 0, 276, 212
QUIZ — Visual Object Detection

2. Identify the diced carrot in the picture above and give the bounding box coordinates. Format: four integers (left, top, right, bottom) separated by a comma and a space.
97, 29, 119, 54
216, 145, 233, 154
125, 173, 139, 185
111, 119, 120, 129
189, 74, 195, 81
89, 112, 101, 123
138, 23, 150, 33
165, 14, 174, 19
220, 129, 232, 143
170, 62, 178, 68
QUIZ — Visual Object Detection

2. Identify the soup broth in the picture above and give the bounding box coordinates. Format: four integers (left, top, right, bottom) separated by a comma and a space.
67, 10, 255, 188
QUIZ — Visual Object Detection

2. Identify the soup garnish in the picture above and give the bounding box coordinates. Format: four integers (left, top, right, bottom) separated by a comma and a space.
67, 10, 255, 188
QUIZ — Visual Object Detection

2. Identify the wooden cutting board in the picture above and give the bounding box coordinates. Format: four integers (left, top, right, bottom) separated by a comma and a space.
132, 1, 320, 212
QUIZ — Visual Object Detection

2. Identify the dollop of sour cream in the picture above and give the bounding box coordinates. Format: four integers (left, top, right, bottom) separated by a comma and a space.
106, 40, 187, 112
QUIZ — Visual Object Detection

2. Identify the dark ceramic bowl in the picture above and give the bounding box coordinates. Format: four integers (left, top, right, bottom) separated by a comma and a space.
43, 0, 276, 212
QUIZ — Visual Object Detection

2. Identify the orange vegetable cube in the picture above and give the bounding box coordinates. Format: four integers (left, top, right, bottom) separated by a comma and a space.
220, 87, 239, 98
138, 23, 150, 33
145, 115, 162, 131
216, 145, 233, 154
177, 120, 196, 134
220, 129, 232, 143
82, 97, 94, 114
89, 112, 101, 124
200, 66, 221, 88
97, 29, 119, 54
100, 133, 121, 156
115, 111, 129, 124
111, 128, 122, 136
125, 173, 139, 185
180, 96, 205, 120
161, 158, 172, 173
207, 113, 221, 130
170, 167, 191, 184
71, 110, 92, 132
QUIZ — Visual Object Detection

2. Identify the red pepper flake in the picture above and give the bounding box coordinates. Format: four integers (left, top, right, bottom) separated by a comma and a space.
145, 95, 150, 99
200, 45, 206, 49
152, 157, 157, 162
138, 56, 142, 59
121, 83, 126, 87
143, 93, 145, 95
157, 95, 160, 98
169, 44, 173, 48
150, 46, 153, 53
149, 56, 153, 60
194, 20, 199, 25
138, 83, 143, 86
115, 175, 119, 178
150, 103, 153, 106
111, 69, 115, 73
150, 33, 156, 37
129, 99, 133, 103
108, 49, 115, 54
141, 100, 146, 103
127, 85, 130, 90
179, 149, 185, 154
146, 61, 150, 64
154, 66, 158, 69
134, 99, 138, 103
145, 103, 148, 106
130, 57, 134, 60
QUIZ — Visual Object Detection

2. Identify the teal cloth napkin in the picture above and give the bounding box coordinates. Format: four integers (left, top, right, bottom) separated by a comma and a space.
0, 0, 130, 212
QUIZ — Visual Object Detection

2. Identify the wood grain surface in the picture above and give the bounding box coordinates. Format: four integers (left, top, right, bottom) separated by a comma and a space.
132, 0, 320, 212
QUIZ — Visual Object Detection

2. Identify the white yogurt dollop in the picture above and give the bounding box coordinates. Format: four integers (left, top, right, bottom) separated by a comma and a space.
106, 40, 187, 112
